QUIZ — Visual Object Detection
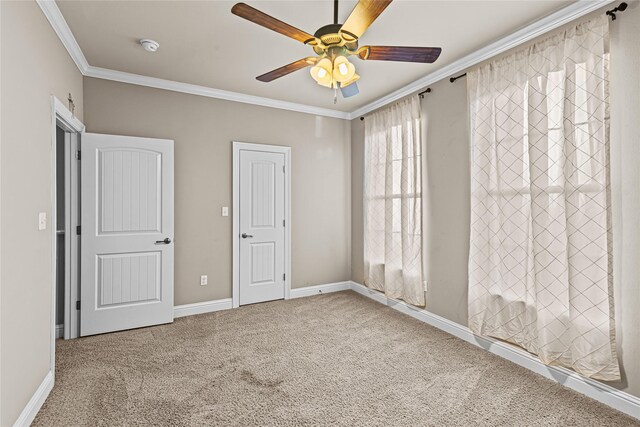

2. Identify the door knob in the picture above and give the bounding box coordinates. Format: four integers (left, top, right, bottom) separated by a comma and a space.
155, 237, 172, 244
241, 233, 253, 239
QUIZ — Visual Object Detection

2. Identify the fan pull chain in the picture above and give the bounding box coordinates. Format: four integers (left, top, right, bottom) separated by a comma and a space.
334, 87, 338, 104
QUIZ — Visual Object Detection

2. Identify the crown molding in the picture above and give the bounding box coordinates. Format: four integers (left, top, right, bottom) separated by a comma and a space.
84, 65, 351, 119
38, 0, 615, 121
348, 0, 615, 119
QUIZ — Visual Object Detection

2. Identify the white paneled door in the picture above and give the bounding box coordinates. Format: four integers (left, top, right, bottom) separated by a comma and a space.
81, 133, 174, 336
239, 149, 286, 305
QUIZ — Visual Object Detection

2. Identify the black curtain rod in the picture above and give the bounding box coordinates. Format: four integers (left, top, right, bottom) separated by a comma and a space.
360, 88, 432, 120
449, 73, 466, 83
606, 2, 628, 20
443, 4, 625, 88
418, 88, 431, 98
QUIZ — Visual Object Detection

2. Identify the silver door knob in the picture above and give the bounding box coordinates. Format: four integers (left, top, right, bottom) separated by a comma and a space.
241, 233, 253, 239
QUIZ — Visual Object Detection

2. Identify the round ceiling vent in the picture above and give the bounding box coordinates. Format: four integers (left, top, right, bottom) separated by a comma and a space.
139, 39, 160, 53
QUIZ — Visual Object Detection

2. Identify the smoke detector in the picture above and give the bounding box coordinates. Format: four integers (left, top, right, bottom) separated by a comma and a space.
140, 39, 159, 53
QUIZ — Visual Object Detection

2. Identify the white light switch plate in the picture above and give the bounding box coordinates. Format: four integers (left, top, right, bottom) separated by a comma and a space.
200, 275, 208, 286
38, 212, 47, 230
221, 206, 229, 217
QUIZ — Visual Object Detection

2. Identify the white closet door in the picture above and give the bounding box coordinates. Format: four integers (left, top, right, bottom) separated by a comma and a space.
239, 149, 286, 305
80, 133, 174, 336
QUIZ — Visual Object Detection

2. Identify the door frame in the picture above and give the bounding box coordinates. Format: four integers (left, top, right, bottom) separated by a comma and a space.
232, 141, 291, 308
50, 96, 85, 371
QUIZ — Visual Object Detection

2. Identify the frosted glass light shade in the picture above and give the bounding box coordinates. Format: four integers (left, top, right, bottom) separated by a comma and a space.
332, 56, 356, 83
310, 58, 334, 87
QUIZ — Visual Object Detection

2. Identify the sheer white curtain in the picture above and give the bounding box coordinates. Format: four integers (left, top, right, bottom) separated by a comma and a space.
364, 96, 424, 306
468, 16, 619, 380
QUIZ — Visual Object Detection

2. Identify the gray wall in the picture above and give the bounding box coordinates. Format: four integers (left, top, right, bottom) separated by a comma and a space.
83, 78, 352, 305
350, 121, 365, 285
421, 78, 471, 326
0, 1, 84, 425
351, 4, 640, 398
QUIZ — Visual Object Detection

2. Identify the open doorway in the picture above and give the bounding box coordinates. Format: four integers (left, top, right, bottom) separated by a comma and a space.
55, 125, 65, 338
51, 97, 84, 344
54, 123, 81, 339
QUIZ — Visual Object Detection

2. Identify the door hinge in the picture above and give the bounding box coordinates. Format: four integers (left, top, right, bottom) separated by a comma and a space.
283, 273, 286, 281
283, 219, 285, 227
283, 165, 285, 173
76, 225, 81, 235
75, 150, 81, 160
76, 300, 81, 310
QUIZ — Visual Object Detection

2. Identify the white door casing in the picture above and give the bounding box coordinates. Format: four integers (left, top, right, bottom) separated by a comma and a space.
81, 133, 174, 336
233, 142, 291, 307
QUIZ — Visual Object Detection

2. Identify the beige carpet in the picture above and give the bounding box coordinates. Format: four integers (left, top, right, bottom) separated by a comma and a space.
34, 291, 638, 426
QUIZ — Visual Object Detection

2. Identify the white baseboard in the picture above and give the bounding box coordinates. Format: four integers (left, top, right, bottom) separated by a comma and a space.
173, 298, 233, 318
172, 282, 351, 319
55, 324, 64, 339
12, 370, 54, 427
289, 281, 352, 299
348, 281, 640, 420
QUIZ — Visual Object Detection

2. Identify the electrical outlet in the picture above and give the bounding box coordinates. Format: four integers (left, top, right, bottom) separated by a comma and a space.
38, 212, 47, 230
200, 275, 208, 286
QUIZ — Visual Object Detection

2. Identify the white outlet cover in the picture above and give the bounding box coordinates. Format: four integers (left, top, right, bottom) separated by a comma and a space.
38, 212, 47, 230
200, 275, 208, 286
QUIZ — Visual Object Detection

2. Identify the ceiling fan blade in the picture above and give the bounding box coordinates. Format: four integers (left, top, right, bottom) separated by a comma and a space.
341, 82, 359, 98
357, 46, 442, 63
256, 57, 319, 82
231, 3, 317, 45
339, 0, 393, 42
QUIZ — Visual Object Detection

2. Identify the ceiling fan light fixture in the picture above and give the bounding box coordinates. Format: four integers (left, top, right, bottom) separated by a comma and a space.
231, 0, 442, 100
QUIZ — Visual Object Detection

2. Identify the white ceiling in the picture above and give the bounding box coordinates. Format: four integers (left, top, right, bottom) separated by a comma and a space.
57, 0, 573, 112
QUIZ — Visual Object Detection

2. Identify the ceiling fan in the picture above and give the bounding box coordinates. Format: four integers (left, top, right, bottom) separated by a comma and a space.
231, 0, 442, 102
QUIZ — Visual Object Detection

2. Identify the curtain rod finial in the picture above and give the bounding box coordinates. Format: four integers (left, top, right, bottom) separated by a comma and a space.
418, 88, 432, 98
450, 73, 467, 83
606, 2, 628, 20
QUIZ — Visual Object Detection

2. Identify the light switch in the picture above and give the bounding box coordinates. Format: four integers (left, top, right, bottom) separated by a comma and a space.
38, 212, 47, 230
200, 275, 208, 286
221, 206, 229, 217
